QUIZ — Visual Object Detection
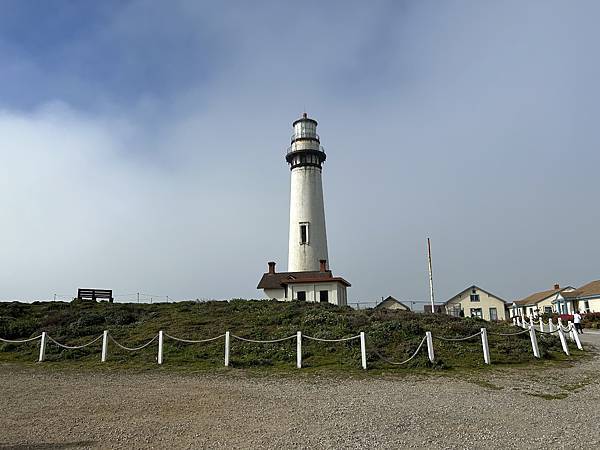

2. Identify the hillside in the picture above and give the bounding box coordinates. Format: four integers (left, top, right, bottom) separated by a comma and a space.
0, 300, 574, 371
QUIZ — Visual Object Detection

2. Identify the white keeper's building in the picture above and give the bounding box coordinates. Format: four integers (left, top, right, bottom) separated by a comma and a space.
257, 113, 350, 306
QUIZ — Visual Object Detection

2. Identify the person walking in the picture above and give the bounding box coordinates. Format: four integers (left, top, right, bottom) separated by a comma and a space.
573, 311, 584, 334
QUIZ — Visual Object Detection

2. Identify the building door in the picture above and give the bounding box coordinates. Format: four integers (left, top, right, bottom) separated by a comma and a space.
319, 290, 328, 303
489, 307, 498, 321
297, 291, 306, 301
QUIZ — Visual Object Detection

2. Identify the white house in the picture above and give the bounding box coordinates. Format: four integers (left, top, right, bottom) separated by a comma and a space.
512, 284, 575, 317
375, 296, 411, 311
557, 280, 600, 314
443, 285, 508, 321
257, 261, 350, 306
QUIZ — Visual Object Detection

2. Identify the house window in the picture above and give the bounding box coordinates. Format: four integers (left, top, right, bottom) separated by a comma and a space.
470, 290, 480, 302
544, 306, 552, 315
300, 222, 309, 244
470, 308, 483, 319
584, 301, 590, 312
319, 290, 328, 303
489, 308, 498, 321
297, 291, 306, 301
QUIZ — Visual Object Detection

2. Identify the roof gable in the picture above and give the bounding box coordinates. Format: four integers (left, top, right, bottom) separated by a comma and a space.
515, 286, 575, 305
562, 280, 600, 299
257, 270, 351, 289
444, 285, 507, 305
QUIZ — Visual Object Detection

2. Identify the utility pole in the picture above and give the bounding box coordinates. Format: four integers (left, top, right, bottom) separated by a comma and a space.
53, 294, 56, 302
137, 292, 140, 304
427, 237, 435, 313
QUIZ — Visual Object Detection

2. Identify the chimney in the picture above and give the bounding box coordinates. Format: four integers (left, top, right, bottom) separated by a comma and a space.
554, 283, 560, 290
319, 259, 327, 272
268, 261, 276, 274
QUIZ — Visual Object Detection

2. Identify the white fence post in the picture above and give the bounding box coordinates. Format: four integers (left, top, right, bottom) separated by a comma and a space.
529, 316, 534, 329
548, 318, 554, 332
224, 331, 230, 367
360, 332, 367, 370
529, 326, 540, 358
426, 331, 434, 363
567, 321, 576, 342
516, 317, 521, 327
557, 328, 569, 356
481, 328, 490, 364
296, 331, 302, 369
101, 330, 108, 362
558, 317, 563, 329
539, 319, 544, 332
38, 331, 47, 362
572, 327, 583, 350
512, 317, 516, 326
158, 330, 164, 365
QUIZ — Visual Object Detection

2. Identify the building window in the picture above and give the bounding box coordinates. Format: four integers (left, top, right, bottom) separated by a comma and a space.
544, 306, 552, 314
489, 307, 498, 321
319, 290, 328, 303
470, 290, 480, 302
584, 301, 590, 312
300, 222, 309, 244
470, 308, 483, 319
297, 291, 306, 301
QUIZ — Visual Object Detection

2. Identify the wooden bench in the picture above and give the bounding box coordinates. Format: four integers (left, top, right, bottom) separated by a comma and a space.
77, 288, 113, 303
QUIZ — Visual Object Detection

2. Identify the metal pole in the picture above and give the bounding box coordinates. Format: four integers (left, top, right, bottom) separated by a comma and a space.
427, 237, 435, 312
137, 292, 140, 303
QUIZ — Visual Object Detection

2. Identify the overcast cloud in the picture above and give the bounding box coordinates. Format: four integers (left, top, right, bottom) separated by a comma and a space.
1, 0, 599, 305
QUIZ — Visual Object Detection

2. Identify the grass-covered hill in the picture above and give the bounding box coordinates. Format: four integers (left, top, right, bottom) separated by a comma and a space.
0, 300, 577, 371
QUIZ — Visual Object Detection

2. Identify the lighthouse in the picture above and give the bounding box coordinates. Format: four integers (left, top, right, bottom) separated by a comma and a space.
286, 113, 328, 272
257, 113, 350, 305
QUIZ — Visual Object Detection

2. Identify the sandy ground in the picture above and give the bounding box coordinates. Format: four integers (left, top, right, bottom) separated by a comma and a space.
1, 342, 599, 450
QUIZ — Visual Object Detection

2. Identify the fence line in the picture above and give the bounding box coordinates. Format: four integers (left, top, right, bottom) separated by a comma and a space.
0, 324, 584, 368
230, 334, 296, 344
108, 334, 158, 352
0, 335, 42, 344
47, 334, 103, 350
164, 333, 225, 344
433, 331, 482, 342
370, 336, 427, 366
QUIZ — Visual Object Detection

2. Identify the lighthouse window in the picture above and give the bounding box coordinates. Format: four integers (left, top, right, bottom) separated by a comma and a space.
300, 222, 309, 244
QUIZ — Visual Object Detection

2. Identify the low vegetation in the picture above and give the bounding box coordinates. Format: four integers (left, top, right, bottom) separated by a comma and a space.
0, 300, 579, 371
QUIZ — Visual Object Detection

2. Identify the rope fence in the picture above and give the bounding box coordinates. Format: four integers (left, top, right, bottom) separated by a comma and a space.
0, 321, 583, 368
0, 335, 42, 344
370, 336, 427, 366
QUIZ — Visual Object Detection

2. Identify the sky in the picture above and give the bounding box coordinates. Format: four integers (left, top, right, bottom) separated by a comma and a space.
1, 0, 599, 305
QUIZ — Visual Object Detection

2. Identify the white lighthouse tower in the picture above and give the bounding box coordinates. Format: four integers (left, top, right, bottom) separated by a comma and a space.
286, 113, 328, 272
257, 113, 350, 306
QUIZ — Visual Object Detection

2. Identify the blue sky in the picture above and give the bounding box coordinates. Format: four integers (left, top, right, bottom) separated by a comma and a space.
1, 0, 599, 305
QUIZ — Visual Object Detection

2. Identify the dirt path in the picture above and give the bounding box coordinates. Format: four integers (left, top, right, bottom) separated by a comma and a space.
1, 354, 599, 449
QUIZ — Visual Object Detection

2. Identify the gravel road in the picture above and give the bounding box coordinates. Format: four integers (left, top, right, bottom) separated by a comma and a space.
1, 352, 599, 450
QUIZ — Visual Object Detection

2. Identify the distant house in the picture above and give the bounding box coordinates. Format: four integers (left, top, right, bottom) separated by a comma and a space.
424, 304, 445, 314
375, 296, 410, 311
512, 284, 575, 317
558, 280, 600, 314
256, 261, 350, 306
443, 285, 508, 321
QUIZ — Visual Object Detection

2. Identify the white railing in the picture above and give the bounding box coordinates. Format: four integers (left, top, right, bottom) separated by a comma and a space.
0, 322, 583, 369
